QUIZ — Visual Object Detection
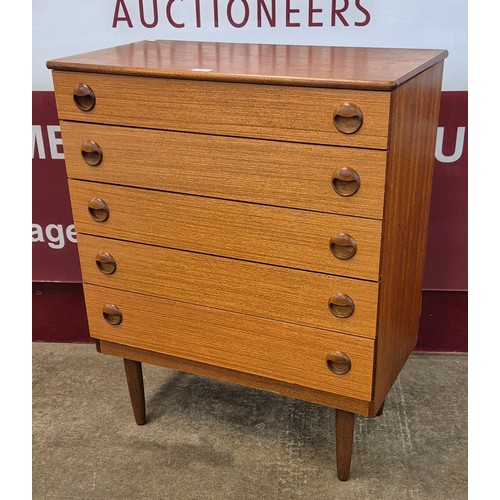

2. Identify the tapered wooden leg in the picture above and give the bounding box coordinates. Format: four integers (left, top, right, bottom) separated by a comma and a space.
123, 359, 146, 425
336, 409, 355, 481
376, 401, 385, 417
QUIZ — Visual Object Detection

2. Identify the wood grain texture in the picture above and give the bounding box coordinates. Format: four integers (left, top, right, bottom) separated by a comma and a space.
123, 359, 146, 425
47, 40, 447, 91
68, 180, 383, 280
370, 63, 445, 415
77, 234, 379, 338
84, 284, 375, 400
99, 340, 371, 416
60, 121, 387, 219
49, 42, 448, 433
336, 409, 355, 480
52, 71, 391, 149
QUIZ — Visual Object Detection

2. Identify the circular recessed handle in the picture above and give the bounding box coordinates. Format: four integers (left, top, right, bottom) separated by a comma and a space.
102, 304, 123, 325
330, 233, 357, 260
333, 103, 363, 134
328, 293, 355, 318
88, 197, 110, 222
96, 252, 117, 275
73, 83, 96, 111
326, 351, 351, 375
332, 167, 361, 197
81, 140, 103, 166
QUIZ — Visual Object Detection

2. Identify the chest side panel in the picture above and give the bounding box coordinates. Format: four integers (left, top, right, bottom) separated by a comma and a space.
371, 63, 444, 415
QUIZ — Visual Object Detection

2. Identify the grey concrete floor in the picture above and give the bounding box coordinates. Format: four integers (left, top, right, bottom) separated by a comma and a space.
33, 343, 467, 500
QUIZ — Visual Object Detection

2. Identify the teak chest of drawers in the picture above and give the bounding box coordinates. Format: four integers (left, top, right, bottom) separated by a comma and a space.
47, 41, 447, 480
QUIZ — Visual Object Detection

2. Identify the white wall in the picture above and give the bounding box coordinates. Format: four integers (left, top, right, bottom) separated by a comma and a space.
33, 0, 467, 91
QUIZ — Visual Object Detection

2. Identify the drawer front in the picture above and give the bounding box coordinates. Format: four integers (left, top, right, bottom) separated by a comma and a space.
78, 234, 379, 338
53, 71, 391, 149
84, 284, 375, 400
61, 122, 387, 219
69, 180, 382, 280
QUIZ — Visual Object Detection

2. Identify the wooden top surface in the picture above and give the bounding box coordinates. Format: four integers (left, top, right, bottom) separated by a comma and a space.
47, 40, 447, 90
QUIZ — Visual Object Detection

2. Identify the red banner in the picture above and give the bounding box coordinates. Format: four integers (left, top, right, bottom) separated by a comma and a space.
423, 91, 467, 290
32, 92, 81, 282
32, 90, 467, 289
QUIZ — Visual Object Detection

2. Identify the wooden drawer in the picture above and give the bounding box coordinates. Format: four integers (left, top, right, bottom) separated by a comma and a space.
69, 180, 382, 280
61, 122, 387, 219
53, 71, 391, 149
78, 234, 379, 338
84, 283, 375, 400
